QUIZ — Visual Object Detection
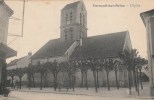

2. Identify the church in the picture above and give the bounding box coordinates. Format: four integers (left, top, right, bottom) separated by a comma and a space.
30, 1, 132, 87
31, 1, 132, 64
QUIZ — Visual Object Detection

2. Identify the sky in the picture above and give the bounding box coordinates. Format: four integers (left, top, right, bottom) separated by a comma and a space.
5, 0, 154, 62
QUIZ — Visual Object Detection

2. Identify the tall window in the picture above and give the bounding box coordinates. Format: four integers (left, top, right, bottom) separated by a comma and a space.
65, 13, 68, 24
80, 13, 82, 25
65, 30, 67, 40
83, 14, 85, 26
82, 5, 83, 11
70, 28, 73, 39
79, 30, 82, 38
70, 12, 72, 23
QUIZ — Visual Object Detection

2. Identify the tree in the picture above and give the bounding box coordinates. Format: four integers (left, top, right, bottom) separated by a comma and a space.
37, 62, 46, 90
90, 59, 98, 92
7, 69, 15, 88
136, 57, 148, 90
66, 61, 76, 91
84, 60, 90, 90
119, 49, 140, 95
100, 59, 105, 87
104, 59, 114, 91
78, 60, 84, 88
48, 60, 60, 91
14, 68, 27, 89
114, 60, 121, 89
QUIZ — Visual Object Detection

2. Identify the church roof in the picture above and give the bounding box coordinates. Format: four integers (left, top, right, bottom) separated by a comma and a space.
62, 1, 80, 10
70, 31, 128, 60
31, 39, 74, 59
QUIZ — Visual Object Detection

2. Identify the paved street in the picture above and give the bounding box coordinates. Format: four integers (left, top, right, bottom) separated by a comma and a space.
0, 91, 153, 100
0, 82, 152, 100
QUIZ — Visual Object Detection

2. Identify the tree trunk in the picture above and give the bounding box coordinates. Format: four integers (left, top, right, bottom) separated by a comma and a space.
28, 73, 31, 90
136, 70, 139, 95
85, 71, 88, 90
115, 70, 119, 89
40, 73, 43, 90
19, 75, 22, 89
133, 70, 137, 91
96, 70, 99, 88
139, 69, 143, 90
53, 73, 57, 91
69, 73, 72, 89
107, 71, 110, 91
81, 71, 84, 88
72, 75, 75, 92
93, 71, 97, 92
102, 71, 104, 87
11, 75, 14, 88
128, 70, 131, 95
32, 74, 35, 88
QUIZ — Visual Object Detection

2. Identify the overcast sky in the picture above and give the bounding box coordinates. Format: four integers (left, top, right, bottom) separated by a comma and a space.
5, 0, 154, 62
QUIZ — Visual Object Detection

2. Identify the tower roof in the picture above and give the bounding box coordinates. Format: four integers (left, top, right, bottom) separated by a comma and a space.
62, 1, 80, 10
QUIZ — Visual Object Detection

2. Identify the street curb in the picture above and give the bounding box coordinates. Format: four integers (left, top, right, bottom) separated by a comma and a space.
11, 89, 154, 99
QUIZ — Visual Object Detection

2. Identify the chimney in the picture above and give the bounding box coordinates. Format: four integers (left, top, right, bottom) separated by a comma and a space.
28, 52, 32, 56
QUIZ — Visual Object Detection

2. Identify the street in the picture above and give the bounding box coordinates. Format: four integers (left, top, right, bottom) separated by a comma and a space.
0, 91, 153, 100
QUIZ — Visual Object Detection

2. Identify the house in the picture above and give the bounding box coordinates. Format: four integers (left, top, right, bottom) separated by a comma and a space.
0, 1, 17, 89
7, 52, 32, 83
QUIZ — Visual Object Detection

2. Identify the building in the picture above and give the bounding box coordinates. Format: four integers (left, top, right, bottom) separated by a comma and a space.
140, 9, 154, 96
0, 1, 17, 89
7, 52, 32, 83
30, 1, 132, 87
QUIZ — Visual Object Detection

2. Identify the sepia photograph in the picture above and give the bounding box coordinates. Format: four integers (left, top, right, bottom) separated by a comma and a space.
0, 0, 154, 99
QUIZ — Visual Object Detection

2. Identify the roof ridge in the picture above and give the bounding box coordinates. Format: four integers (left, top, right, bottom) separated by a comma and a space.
87, 30, 127, 38
62, 1, 80, 10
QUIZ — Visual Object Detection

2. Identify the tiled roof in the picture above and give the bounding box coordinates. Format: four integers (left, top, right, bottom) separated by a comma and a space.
31, 39, 74, 59
62, 1, 80, 10
70, 31, 128, 60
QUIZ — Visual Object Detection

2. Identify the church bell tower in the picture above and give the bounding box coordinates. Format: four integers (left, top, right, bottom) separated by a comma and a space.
60, 1, 87, 41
